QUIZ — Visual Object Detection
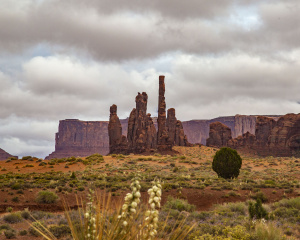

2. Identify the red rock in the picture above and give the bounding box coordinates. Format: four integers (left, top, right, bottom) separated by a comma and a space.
108, 104, 128, 154
0, 148, 17, 161
206, 122, 232, 148
46, 119, 110, 159
157, 76, 172, 151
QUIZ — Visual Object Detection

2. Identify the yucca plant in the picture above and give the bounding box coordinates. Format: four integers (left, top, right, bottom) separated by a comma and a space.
30, 177, 195, 240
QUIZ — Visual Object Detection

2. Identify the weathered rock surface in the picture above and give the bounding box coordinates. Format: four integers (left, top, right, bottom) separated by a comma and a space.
108, 104, 128, 154
228, 132, 256, 149
206, 122, 232, 148
0, 148, 17, 160
109, 76, 189, 154
46, 119, 110, 159
157, 76, 171, 151
46, 114, 280, 159
126, 92, 157, 153
207, 113, 300, 157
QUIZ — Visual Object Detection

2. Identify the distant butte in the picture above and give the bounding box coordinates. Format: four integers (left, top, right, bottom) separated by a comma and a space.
0, 148, 17, 161
207, 113, 300, 157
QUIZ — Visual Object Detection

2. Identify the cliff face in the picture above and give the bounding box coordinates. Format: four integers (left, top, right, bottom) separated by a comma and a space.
46, 119, 109, 159
181, 115, 254, 145
46, 114, 263, 159
206, 122, 232, 148
206, 113, 300, 157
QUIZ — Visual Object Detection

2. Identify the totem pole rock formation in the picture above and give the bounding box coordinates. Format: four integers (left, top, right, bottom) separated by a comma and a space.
157, 76, 172, 151
108, 75, 190, 154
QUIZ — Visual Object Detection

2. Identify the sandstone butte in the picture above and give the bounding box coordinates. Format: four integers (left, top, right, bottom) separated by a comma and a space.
207, 113, 300, 157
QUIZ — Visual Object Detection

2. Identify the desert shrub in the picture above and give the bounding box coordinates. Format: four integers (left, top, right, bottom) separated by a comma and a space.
0, 224, 11, 230
36, 190, 59, 204
6, 207, 13, 212
4, 229, 16, 239
163, 196, 196, 212
29, 222, 46, 237
215, 202, 247, 216
253, 221, 287, 240
12, 196, 19, 203
22, 156, 32, 160
193, 225, 251, 240
19, 230, 27, 236
248, 199, 268, 220
49, 225, 71, 238
3, 212, 23, 223
250, 191, 268, 203
70, 171, 76, 179
10, 183, 22, 190
212, 147, 242, 179
30, 211, 53, 220
21, 209, 30, 219
274, 197, 300, 210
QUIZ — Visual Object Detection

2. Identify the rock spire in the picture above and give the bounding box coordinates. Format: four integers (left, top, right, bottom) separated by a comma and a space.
108, 76, 190, 154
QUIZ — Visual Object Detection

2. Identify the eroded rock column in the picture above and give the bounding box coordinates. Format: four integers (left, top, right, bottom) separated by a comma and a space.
157, 76, 171, 150
108, 104, 127, 154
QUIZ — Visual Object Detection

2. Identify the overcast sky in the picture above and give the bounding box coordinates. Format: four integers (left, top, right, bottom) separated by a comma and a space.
1, 0, 300, 158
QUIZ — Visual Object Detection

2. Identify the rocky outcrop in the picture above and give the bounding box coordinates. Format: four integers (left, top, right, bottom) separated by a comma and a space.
0, 148, 17, 160
126, 92, 157, 153
108, 75, 189, 154
267, 114, 300, 156
167, 108, 190, 147
108, 104, 128, 154
206, 122, 232, 148
228, 132, 256, 149
207, 113, 300, 157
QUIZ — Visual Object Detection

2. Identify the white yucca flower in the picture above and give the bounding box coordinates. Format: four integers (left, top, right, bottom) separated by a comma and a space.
143, 177, 162, 240
118, 175, 142, 231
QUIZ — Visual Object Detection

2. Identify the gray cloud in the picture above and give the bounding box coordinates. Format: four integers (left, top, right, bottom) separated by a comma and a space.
1, 0, 300, 158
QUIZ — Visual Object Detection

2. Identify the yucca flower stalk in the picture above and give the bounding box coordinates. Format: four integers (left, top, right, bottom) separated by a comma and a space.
85, 189, 96, 240
143, 177, 162, 240
118, 175, 142, 234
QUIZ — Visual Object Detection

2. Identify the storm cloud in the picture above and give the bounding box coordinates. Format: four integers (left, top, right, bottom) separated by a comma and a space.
0, 0, 300, 157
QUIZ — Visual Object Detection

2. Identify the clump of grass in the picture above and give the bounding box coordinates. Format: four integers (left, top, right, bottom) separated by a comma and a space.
36, 190, 59, 204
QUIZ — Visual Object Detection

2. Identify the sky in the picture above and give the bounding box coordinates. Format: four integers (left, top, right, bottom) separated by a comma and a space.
0, 0, 300, 158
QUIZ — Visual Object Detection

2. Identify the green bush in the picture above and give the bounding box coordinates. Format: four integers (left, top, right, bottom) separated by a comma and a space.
162, 196, 196, 212
49, 225, 71, 238
36, 190, 59, 204
4, 229, 16, 239
19, 230, 27, 236
212, 147, 242, 179
249, 199, 268, 219
3, 212, 23, 223
0, 224, 11, 230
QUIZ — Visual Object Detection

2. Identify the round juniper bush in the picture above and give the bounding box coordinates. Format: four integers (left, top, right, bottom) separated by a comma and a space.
212, 147, 242, 179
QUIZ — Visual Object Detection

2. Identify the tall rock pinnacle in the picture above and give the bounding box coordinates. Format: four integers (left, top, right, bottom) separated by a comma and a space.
108, 104, 127, 154
157, 75, 171, 150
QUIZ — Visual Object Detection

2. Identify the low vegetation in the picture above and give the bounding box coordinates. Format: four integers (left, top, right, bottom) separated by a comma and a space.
0, 146, 299, 239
